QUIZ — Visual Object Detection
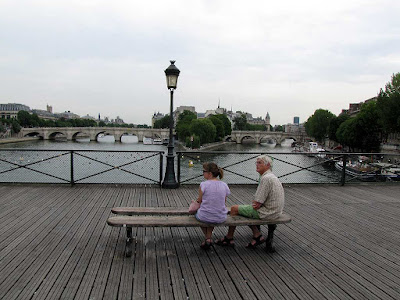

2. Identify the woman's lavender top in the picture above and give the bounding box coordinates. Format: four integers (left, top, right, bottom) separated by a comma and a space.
196, 180, 230, 224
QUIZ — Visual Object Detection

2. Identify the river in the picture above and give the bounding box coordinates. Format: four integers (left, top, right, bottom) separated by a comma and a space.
0, 139, 341, 184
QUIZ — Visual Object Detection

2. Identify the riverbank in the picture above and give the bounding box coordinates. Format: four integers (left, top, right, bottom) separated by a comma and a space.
0, 137, 40, 144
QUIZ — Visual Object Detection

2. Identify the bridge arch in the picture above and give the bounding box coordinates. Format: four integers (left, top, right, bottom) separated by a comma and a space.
23, 131, 44, 140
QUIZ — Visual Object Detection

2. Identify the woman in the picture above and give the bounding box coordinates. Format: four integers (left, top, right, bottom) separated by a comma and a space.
195, 162, 230, 249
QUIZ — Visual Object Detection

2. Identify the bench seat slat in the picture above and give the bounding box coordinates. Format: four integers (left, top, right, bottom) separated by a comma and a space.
107, 213, 291, 228
111, 207, 194, 215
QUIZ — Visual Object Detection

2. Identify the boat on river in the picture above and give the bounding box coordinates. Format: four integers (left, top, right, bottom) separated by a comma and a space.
370, 163, 400, 181
335, 161, 378, 181
143, 137, 153, 145
153, 138, 163, 145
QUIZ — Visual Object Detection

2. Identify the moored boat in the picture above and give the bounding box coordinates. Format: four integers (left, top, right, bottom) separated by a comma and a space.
153, 138, 163, 145
143, 137, 153, 145
335, 161, 378, 181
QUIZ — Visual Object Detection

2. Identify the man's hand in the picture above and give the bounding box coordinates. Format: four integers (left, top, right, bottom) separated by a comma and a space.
252, 201, 262, 210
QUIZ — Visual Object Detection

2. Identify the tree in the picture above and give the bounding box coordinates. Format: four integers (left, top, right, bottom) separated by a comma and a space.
376, 72, 400, 136
328, 114, 349, 142
305, 109, 335, 142
214, 114, 232, 135
17, 111, 31, 127
175, 110, 197, 141
189, 118, 216, 144
11, 120, 21, 133
208, 115, 225, 141
336, 101, 382, 152
274, 125, 284, 132
153, 115, 170, 129
233, 113, 247, 130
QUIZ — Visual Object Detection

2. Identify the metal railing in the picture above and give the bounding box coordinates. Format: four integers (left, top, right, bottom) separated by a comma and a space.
1, 149, 398, 185
177, 151, 400, 185
0, 149, 164, 185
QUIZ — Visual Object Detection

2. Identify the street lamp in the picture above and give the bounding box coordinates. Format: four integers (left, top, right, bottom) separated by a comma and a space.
162, 60, 180, 188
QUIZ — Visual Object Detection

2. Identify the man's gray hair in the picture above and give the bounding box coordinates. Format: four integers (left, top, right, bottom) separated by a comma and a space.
257, 155, 273, 168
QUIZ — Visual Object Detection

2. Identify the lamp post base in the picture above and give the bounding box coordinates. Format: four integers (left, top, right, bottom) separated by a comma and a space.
162, 154, 179, 189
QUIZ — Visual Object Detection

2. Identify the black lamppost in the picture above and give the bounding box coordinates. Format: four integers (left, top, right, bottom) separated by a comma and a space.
162, 60, 180, 188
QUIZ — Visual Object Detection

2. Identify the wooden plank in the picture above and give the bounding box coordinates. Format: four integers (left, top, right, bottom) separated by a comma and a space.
107, 213, 292, 227
1, 184, 400, 300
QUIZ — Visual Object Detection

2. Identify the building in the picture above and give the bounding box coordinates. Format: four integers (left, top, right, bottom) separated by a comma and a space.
81, 114, 96, 121
340, 97, 377, 117
112, 116, 124, 124
247, 112, 271, 131
294, 116, 299, 125
31, 109, 57, 120
0, 103, 30, 119
55, 111, 80, 119
152, 112, 165, 127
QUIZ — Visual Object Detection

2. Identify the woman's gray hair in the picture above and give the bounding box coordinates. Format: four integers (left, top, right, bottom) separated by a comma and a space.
257, 155, 273, 168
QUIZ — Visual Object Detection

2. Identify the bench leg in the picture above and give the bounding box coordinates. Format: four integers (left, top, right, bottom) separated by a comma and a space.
265, 224, 277, 253
126, 227, 133, 257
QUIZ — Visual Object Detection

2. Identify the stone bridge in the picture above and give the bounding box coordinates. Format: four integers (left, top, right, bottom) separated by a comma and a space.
228, 130, 309, 144
19, 127, 170, 142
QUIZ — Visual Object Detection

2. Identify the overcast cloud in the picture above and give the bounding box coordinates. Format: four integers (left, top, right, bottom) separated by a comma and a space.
1, 0, 399, 125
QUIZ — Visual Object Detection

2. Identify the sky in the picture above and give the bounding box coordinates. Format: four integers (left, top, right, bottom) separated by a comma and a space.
1, 0, 400, 126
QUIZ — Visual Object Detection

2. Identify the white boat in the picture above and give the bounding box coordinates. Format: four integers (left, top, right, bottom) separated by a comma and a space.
143, 137, 153, 145
153, 138, 163, 145
306, 142, 326, 158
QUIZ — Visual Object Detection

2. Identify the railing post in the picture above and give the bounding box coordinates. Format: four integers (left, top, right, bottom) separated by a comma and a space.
177, 152, 181, 184
70, 150, 75, 186
340, 154, 347, 186
159, 153, 163, 186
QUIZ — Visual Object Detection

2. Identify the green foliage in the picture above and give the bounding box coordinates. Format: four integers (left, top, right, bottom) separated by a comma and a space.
176, 110, 197, 141
189, 118, 216, 144
233, 113, 247, 130
208, 115, 225, 141
17, 111, 32, 127
214, 114, 232, 135
328, 114, 349, 142
11, 120, 21, 133
153, 115, 170, 129
185, 135, 201, 148
336, 101, 382, 152
376, 72, 400, 135
274, 125, 284, 132
305, 109, 335, 142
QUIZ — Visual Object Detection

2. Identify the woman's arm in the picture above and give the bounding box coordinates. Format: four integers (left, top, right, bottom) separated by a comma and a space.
197, 187, 203, 203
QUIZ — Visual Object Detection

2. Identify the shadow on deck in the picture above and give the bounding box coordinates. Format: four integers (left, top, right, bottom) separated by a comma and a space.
0, 184, 399, 299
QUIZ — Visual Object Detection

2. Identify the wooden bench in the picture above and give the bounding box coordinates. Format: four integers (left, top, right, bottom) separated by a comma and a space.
107, 207, 291, 257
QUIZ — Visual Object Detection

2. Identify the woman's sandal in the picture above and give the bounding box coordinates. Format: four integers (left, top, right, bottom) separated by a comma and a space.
215, 236, 235, 247
200, 239, 212, 250
246, 235, 265, 249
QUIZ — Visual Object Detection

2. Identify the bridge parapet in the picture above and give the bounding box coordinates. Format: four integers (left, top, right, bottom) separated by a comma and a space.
228, 130, 309, 144
20, 127, 171, 142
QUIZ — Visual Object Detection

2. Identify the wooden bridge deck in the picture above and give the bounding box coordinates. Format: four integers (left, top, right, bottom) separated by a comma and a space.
0, 183, 399, 300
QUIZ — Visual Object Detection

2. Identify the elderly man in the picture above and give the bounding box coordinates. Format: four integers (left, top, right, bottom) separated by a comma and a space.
215, 154, 285, 249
